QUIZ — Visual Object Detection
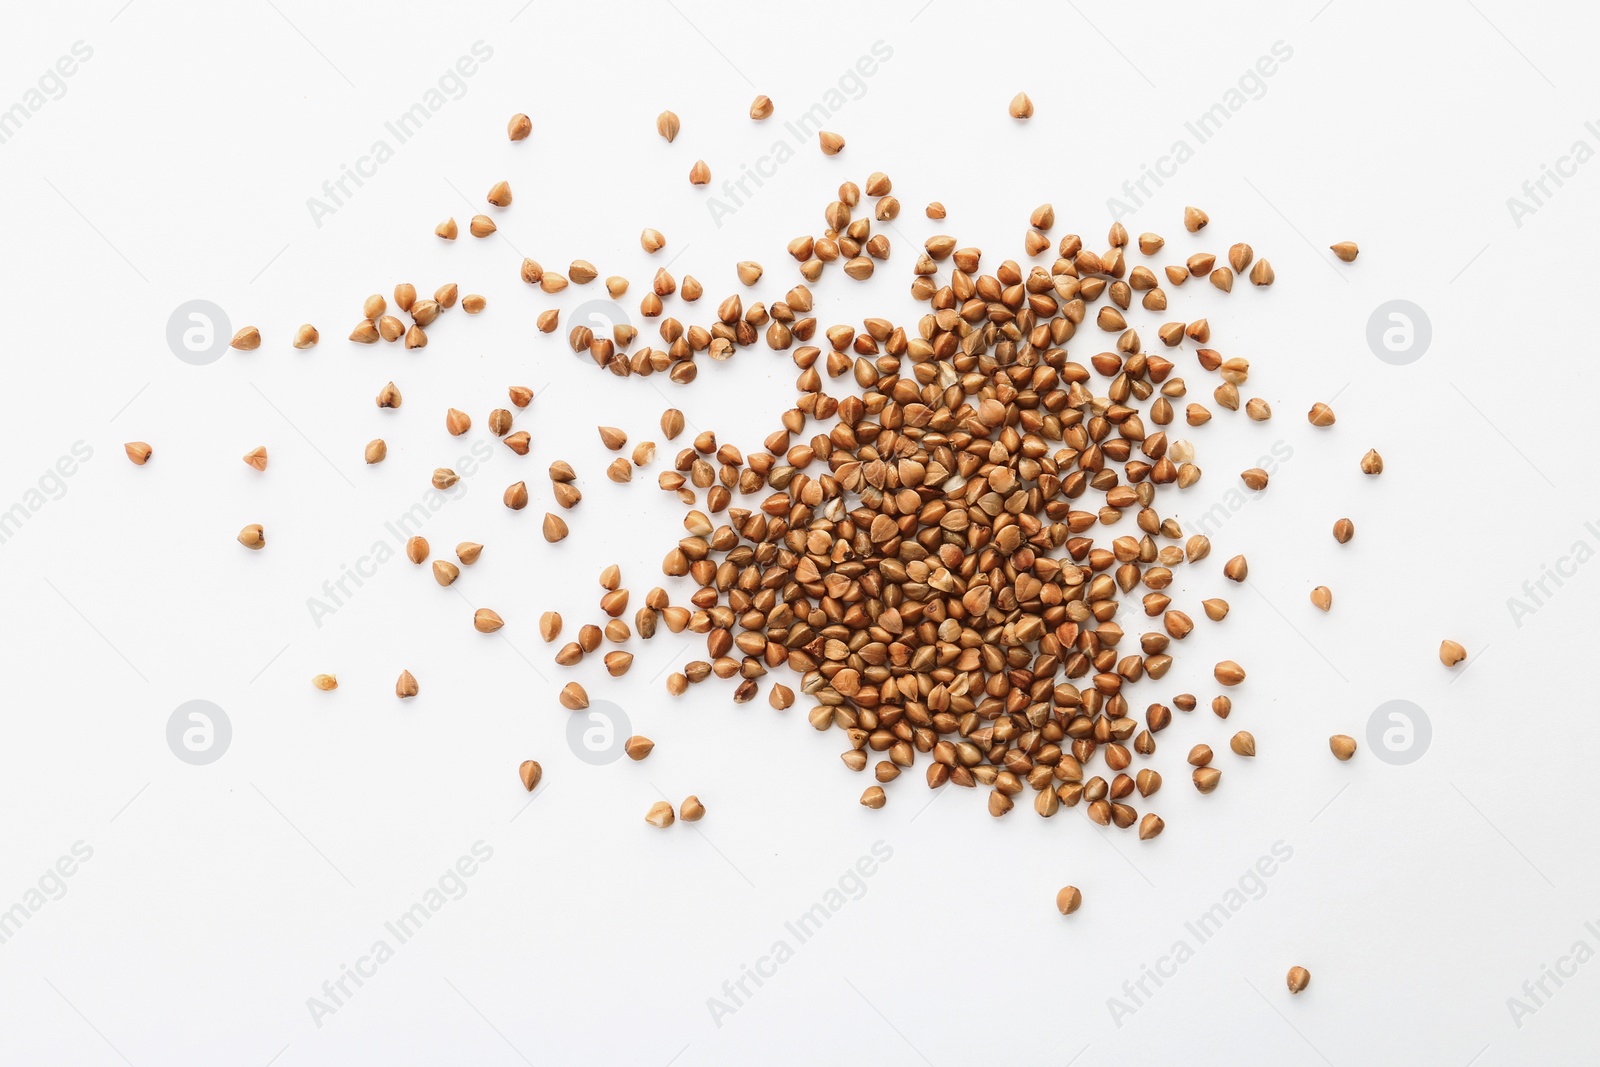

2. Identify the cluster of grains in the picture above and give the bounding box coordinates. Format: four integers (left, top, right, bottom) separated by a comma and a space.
633, 196, 1291, 830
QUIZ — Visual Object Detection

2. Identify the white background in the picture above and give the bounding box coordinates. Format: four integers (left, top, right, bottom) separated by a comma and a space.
0, 0, 1595, 1063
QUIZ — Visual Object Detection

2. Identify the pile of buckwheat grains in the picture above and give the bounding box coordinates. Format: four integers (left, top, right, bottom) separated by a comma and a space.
129, 95, 1460, 925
